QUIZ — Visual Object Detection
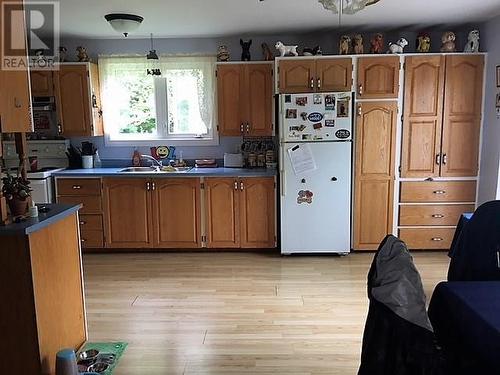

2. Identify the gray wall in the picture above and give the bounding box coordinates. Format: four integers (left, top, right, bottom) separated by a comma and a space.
478, 15, 500, 204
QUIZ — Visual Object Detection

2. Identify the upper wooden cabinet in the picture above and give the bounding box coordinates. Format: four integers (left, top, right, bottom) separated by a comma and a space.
30, 71, 54, 97
357, 56, 400, 99
54, 63, 103, 137
217, 63, 273, 136
278, 58, 352, 93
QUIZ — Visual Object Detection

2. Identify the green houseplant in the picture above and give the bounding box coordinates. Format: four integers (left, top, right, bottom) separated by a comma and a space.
1, 172, 32, 216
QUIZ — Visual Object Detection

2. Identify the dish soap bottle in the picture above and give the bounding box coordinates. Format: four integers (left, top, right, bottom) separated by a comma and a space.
132, 148, 141, 167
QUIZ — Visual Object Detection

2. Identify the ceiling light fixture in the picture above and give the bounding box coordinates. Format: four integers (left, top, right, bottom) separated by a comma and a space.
104, 13, 144, 37
318, 0, 380, 15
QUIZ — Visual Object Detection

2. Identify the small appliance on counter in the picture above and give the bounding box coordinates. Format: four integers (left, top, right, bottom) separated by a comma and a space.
223, 153, 244, 168
195, 159, 217, 168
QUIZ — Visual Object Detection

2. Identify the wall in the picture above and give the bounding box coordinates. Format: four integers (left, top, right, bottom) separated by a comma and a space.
478, 15, 500, 204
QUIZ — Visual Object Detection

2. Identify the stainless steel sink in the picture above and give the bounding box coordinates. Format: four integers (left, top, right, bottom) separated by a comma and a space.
119, 166, 193, 173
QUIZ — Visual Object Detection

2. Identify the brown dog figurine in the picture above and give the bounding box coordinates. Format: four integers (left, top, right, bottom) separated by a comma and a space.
370, 33, 384, 54
339, 35, 351, 55
261, 43, 274, 61
353, 34, 364, 54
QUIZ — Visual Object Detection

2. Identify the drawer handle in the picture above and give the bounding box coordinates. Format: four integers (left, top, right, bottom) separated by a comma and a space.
431, 237, 443, 242
79, 221, 86, 225
81, 238, 86, 242
431, 214, 445, 218
433, 190, 446, 195
72, 185, 82, 190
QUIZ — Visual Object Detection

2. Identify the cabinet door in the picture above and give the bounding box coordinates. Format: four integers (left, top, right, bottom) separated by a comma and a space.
316, 58, 352, 92
401, 56, 445, 178
243, 64, 273, 136
30, 71, 54, 96
357, 56, 400, 99
103, 178, 152, 248
278, 60, 316, 93
89, 63, 104, 136
239, 177, 275, 248
205, 178, 240, 248
354, 102, 398, 250
441, 55, 484, 177
152, 178, 201, 248
55, 65, 91, 137
217, 65, 243, 136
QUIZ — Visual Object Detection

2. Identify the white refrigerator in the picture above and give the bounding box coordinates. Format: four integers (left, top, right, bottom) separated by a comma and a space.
279, 92, 353, 254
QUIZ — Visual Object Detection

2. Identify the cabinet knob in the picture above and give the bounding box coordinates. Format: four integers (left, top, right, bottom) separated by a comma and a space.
151, 181, 156, 191
14, 97, 22, 108
146, 182, 151, 191
317, 78, 321, 89
79, 221, 86, 225
442, 153, 448, 165
431, 237, 444, 242
81, 238, 86, 243
234, 181, 238, 190
240, 123, 244, 133
357, 105, 362, 116
72, 185, 82, 189
435, 154, 441, 165
358, 84, 363, 96
431, 214, 444, 218
310, 77, 314, 90
240, 181, 244, 191
433, 190, 446, 195
246, 122, 250, 134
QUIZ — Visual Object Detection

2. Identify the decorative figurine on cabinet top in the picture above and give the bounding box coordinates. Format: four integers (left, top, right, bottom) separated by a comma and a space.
303, 45, 322, 56
261, 43, 274, 61
440, 31, 456, 52
58, 46, 67, 62
339, 35, 351, 55
464, 30, 480, 53
416, 32, 431, 53
275, 41, 299, 57
76, 46, 90, 62
388, 37, 408, 54
370, 33, 384, 54
217, 45, 230, 62
240, 39, 252, 61
353, 34, 364, 54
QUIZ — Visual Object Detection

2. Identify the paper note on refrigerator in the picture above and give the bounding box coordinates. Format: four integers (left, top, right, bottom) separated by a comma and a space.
287, 144, 317, 175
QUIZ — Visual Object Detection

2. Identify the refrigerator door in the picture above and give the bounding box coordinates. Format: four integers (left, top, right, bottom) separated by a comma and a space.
280, 93, 352, 143
280, 141, 352, 254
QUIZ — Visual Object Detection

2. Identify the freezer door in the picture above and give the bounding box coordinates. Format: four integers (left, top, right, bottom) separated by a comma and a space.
280, 93, 352, 143
280, 142, 352, 253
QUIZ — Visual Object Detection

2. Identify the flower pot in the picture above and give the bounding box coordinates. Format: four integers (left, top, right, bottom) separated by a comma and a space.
8, 198, 28, 216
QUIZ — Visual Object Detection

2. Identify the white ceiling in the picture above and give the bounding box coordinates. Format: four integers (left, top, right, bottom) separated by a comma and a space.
58, 0, 500, 39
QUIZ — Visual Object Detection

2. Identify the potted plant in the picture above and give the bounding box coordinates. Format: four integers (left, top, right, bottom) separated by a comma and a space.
1, 172, 32, 216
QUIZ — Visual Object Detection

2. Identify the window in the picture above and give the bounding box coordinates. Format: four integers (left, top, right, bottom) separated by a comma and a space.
98, 55, 217, 146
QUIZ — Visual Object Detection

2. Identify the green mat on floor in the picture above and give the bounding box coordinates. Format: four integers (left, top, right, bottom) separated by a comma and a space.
79, 342, 128, 374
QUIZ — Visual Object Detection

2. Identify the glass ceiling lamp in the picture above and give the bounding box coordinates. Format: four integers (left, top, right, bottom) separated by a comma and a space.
318, 0, 381, 14
104, 13, 143, 37
146, 33, 161, 76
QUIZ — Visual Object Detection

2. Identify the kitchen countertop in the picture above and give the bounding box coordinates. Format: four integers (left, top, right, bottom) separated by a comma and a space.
53, 167, 278, 178
0, 203, 81, 236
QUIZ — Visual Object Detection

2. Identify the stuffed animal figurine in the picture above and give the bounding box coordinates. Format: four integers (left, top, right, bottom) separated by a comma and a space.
76, 46, 90, 62
240, 39, 252, 61
464, 30, 480, 53
370, 33, 384, 54
261, 43, 274, 61
303, 45, 322, 56
416, 33, 431, 53
388, 38, 408, 54
440, 32, 456, 52
353, 34, 364, 54
217, 45, 230, 62
275, 41, 299, 57
339, 35, 351, 55
58, 46, 67, 62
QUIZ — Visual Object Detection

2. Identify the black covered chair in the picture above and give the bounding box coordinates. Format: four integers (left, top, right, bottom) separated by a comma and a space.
358, 235, 443, 375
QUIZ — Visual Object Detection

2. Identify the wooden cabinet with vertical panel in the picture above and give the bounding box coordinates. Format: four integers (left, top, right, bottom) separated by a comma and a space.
54, 63, 103, 137
316, 58, 352, 92
243, 64, 273, 136
30, 71, 54, 96
354, 101, 398, 250
278, 59, 316, 93
357, 56, 400, 99
217, 64, 243, 136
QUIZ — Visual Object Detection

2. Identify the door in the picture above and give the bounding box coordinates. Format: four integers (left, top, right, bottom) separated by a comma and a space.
103, 178, 152, 248
278, 60, 316, 93
243, 64, 273, 136
401, 56, 445, 177
152, 178, 201, 248
316, 58, 352, 92
217, 65, 243, 136
205, 178, 240, 248
354, 102, 397, 250
30, 71, 54, 96
441, 55, 484, 177
55, 64, 91, 137
357, 56, 400, 99
240, 177, 275, 248
281, 142, 352, 253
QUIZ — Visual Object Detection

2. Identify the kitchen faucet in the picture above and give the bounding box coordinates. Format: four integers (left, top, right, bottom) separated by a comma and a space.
141, 154, 163, 169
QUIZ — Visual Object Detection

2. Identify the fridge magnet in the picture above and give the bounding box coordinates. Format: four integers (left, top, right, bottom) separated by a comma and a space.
313, 135, 323, 140
313, 123, 322, 130
496, 93, 500, 108
325, 95, 335, 111
308, 112, 323, 122
286, 109, 297, 119
289, 132, 300, 139
297, 190, 313, 205
313, 94, 323, 104
337, 99, 350, 118
496, 66, 500, 87
302, 134, 312, 140
325, 119, 335, 127
290, 125, 306, 132
335, 129, 351, 139
285, 95, 292, 103
296, 97, 308, 106
300, 112, 308, 121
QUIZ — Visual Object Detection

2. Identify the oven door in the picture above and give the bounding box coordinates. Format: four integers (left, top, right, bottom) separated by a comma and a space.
29, 178, 53, 204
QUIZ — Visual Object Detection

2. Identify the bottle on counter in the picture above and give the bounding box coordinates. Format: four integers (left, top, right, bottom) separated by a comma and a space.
132, 148, 141, 167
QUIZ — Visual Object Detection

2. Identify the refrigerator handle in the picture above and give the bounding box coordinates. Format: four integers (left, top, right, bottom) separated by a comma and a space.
280, 169, 286, 197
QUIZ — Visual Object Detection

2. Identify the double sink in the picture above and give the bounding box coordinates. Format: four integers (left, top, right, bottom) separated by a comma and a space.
119, 166, 193, 174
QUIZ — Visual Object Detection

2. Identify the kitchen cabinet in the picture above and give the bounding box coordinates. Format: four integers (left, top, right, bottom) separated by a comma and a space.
217, 63, 273, 136
353, 101, 397, 250
278, 58, 352, 93
357, 56, 400, 99
205, 177, 276, 248
30, 71, 54, 97
54, 63, 103, 137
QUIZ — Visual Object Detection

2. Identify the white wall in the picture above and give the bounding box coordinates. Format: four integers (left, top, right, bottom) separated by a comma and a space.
478, 15, 500, 204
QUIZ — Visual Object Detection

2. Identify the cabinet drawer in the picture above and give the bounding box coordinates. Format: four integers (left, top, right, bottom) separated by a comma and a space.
400, 181, 476, 203
399, 228, 456, 250
399, 204, 475, 226
57, 178, 101, 196
58, 195, 102, 214
78, 214, 103, 231
80, 229, 104, 248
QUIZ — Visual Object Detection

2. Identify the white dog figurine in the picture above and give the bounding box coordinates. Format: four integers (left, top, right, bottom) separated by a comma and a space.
387, 38, 408, 54
464, 30, 480, 53
275, 41, 298, 57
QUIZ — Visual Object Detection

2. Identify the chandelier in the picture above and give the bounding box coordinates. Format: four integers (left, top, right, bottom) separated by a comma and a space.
318, 0, 381, 14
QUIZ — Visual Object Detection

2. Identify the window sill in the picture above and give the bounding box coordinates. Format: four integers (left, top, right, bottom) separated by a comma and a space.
104, 135, 220, 147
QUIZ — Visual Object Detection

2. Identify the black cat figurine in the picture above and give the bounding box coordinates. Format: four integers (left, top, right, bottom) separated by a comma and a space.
240, 39, 252, 61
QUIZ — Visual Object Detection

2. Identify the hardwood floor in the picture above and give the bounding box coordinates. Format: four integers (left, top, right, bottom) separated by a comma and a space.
83, 251, 449, 374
